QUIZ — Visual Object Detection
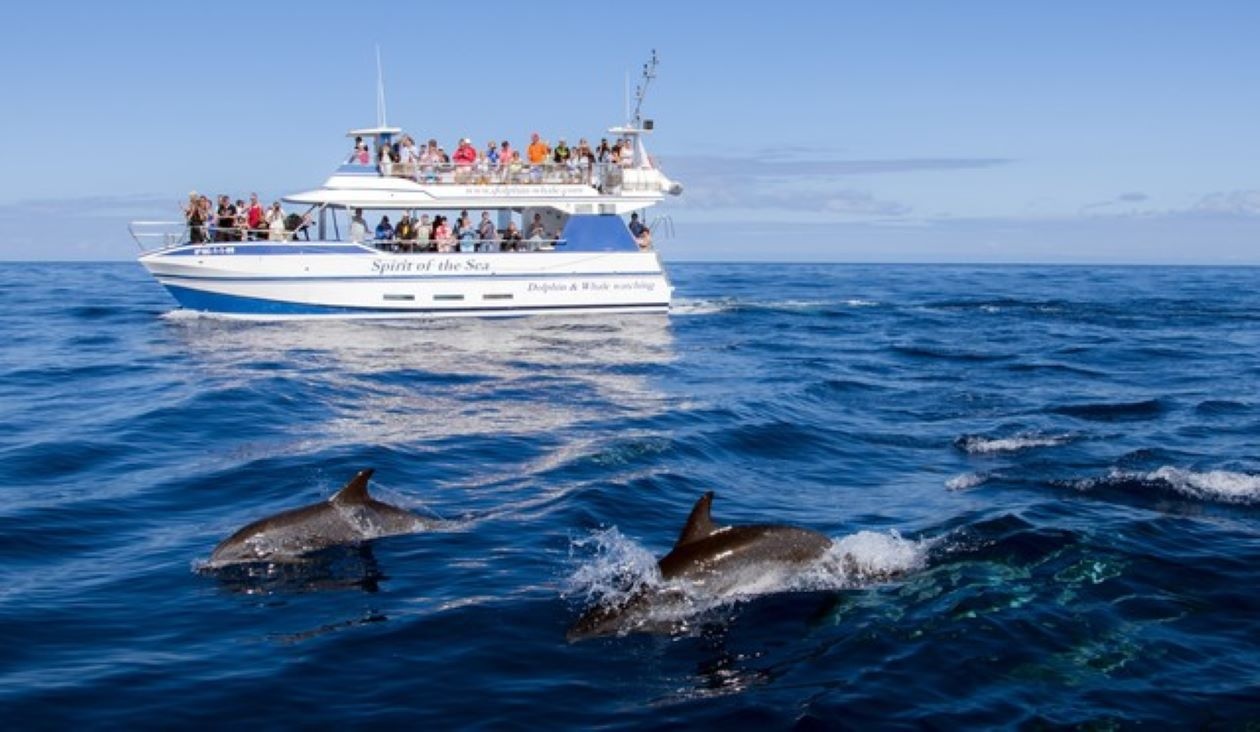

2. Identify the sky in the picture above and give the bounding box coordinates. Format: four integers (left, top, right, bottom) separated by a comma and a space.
1, 0, 1258, 263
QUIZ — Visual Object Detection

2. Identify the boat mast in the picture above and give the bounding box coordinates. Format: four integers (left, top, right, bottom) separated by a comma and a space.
630, 49, 658, 129
375, 45, 388, 128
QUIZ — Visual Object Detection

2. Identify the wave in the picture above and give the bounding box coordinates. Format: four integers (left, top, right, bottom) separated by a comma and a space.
891, 344, 1011, 363
670, 298, 879, 317
954, 433, 1074, 455
1050, 399, 1165, 422
945, 472, 991, 490
1067, 466, 1260, 505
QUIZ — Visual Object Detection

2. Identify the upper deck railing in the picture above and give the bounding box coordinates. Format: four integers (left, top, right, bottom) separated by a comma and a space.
337, 160, 665, 193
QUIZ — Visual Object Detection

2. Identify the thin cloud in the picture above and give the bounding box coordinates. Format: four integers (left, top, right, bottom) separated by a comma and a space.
0, 194, 176, 220
1192, 190, 1260, 216
665, 154, 1011, 179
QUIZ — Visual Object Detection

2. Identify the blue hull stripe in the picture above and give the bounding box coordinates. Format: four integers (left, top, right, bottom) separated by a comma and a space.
164, 284, 668, 316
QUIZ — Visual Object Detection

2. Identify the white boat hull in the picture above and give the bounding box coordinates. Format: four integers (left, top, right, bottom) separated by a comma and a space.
139, 242, 671, 319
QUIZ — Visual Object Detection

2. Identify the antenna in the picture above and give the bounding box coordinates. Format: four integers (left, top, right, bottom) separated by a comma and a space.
375, 45, 388, 127
630, 49, 659, 128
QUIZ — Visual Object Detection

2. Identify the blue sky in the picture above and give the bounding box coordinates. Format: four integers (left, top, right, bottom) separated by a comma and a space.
2, 1, 1258, 262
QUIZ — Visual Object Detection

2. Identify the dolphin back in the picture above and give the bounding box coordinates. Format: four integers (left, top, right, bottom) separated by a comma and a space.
207, 469, 429, 566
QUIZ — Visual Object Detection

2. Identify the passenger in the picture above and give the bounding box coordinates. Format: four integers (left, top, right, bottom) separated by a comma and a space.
215, 195, 236, 242
432, 215, 454, 252
628, 212, 645, 238
378, 144, 394, 177
474, 150, 491, 185
457, 214, 477, 252
351, 136, 369, 164
349, 208, 368, 243
453, 138, 476, 183
234, 199, 248, 241
285, 212, 311, 241
184, 191, 207, 243
528, 213, 547, 243
527, 132, 548, 165
266, 202, 287, 241
485, 140, 500, 168
501, 221, 523, 251
477, 211, 498, 252
525, 228, 545, 252
420, 140, 440, 183
596, 138, 613, 163
575, 139, 595, 184
636, 226, 652, 251
396, 213, 416, 251
246, 193, 265, 240
498, 140, 514, 181
527, 132, 549, 182
416, 214, 432, 251
619, 138, 635, 167
553, 138, 571, 166
399, 136, 419, 179
375, 215, 394, 245
508, 150, 524, 183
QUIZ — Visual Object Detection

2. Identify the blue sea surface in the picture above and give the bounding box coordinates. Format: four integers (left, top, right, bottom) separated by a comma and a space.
2, 262, 1259, 727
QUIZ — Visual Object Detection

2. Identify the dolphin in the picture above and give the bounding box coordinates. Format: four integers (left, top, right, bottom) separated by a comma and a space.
207, 469, 433, 566
567, 491, 834, 641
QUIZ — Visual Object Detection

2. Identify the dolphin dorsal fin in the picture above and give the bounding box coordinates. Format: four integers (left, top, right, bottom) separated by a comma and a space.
330, 469, 375, 505
674, 492, 719, 548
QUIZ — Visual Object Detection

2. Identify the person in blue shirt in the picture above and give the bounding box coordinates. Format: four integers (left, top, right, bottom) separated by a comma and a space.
628, 212, 646, 237
375, 215, 394, 245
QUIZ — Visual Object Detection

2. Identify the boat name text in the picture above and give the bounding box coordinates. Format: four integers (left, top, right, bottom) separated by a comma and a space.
371, 258, 492, 275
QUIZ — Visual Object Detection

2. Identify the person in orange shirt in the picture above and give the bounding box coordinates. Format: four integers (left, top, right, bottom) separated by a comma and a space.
526, 132, 549, 183
527, 132, 549, 163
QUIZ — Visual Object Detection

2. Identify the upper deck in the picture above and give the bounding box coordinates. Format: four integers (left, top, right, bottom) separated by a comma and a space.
285, 122, 683, 215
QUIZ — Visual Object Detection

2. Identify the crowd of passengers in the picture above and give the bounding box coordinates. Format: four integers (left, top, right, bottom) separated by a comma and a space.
180, 192, 653, 251
350, 132, 641, 185
348, 209, 652, 253
182, 191, 310, 244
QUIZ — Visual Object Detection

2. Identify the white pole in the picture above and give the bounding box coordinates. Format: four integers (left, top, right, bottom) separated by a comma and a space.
372, 45, 383, 127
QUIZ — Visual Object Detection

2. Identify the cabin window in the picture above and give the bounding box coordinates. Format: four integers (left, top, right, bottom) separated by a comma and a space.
433, 294, 464, 301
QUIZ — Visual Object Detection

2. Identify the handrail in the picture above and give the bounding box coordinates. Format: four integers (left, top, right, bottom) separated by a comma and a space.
366, 160, 662, 191
366, 237, 567, 253
128, 220, 188, 252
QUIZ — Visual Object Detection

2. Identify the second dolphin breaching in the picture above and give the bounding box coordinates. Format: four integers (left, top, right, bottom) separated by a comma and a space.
567, 491, 835, 641
207, 469, 434, 566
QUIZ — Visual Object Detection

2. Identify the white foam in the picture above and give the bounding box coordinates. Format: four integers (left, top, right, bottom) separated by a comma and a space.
562, 527, 661, 605
946, 472, 989, 491
957, 433, 1072, 455
670, 299, 732, 316
845, 299, 879, 308
1146, 466, 1260, 504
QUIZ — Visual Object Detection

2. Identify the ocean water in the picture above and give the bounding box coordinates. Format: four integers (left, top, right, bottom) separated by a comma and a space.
2, 262, 1259, 727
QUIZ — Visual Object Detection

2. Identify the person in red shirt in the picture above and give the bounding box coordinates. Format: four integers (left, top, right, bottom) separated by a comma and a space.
246, 193, 265, 240
452, 138, 477, 182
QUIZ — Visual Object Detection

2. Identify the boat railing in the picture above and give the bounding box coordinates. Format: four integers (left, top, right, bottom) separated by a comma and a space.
129, 221, 320, 250
364, 237, 567, 253
369, 161, 661, 192
128, 221, 189, 252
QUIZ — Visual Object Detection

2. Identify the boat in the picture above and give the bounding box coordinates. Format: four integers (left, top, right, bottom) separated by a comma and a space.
131, 53, 682, 319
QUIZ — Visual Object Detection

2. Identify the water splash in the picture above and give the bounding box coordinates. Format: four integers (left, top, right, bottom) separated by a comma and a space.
955, 433, 1074, 455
